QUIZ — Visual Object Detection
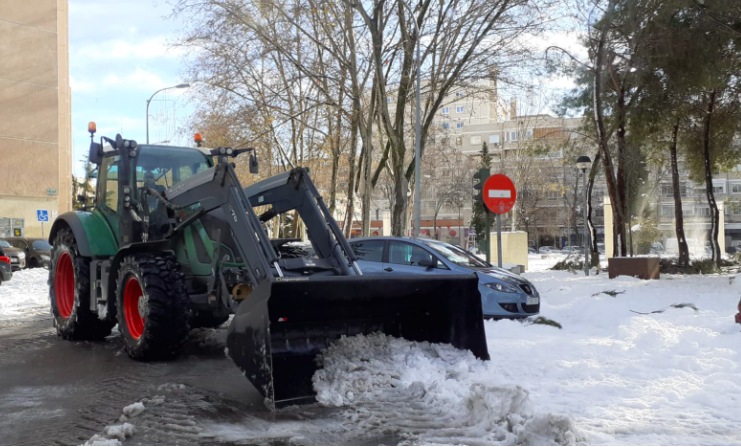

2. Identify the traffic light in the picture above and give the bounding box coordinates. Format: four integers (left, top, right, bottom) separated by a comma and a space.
472, 168, 490, 207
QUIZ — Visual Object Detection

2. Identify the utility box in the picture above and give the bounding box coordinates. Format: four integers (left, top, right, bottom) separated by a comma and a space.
489, 231, 529, 271
608, 257, 660, 280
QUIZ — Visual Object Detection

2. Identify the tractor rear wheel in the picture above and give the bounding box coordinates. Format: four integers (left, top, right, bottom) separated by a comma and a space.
49, 228, 115, 340
116, 253, 190, 360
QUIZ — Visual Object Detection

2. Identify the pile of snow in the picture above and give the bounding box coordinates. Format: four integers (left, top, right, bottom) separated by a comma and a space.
313, 333, 582, 445
122, 402, 145, 418
489, 270, 741, 444
85, 423, 135, 446
0, 268, 49, 318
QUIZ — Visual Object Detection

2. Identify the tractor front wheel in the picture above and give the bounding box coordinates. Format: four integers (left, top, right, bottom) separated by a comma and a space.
116, 254, 190, 361
49, 228, 115, 339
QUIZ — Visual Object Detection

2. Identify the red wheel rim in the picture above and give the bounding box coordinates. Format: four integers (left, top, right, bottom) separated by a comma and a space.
54, 252, 75, 319
124, 277, 145, 339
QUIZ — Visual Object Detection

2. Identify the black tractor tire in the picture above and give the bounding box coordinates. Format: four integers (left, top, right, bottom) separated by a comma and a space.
49, 228, 115, 340
116, 253, 190, 361
190, 309, 230, 329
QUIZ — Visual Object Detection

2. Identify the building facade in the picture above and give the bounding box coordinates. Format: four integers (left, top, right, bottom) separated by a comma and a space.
0, 0, 72, 238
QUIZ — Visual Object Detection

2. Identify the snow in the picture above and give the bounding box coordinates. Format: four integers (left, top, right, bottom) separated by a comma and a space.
311, 261, 741, 445
122, 402, 145, 417
313, 333, 583, 445
84, 423, 135, 445
0, 268, 49, 318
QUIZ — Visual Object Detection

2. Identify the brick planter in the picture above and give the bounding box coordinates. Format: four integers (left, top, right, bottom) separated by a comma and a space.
608, 257, 660, 280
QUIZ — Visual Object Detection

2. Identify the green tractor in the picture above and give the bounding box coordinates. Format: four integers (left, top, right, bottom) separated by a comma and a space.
48, 126, 489, 408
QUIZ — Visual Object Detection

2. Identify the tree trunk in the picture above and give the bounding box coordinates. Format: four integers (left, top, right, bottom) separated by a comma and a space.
616, 87, 629, 257
702, 90, 721, 268
586, 152, 601, 267
670, 120, 690, 266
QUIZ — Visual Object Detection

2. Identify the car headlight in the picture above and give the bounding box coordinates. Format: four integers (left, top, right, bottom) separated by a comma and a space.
485, 281, 518, 294
18, 252, 25, 259
41, 255, 50, 261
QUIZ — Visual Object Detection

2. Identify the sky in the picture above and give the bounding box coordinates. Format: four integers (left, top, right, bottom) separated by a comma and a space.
67, 1, 586, 177
69, 0, 193, 176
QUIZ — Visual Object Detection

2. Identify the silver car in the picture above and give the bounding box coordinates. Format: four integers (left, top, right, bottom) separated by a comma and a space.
350, 237, 540, 319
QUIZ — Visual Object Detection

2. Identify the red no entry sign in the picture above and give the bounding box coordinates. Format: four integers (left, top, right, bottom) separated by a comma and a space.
483, 174, 516, 214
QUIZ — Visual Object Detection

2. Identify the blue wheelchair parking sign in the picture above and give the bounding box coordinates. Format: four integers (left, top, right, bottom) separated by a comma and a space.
37, 210, 49, 222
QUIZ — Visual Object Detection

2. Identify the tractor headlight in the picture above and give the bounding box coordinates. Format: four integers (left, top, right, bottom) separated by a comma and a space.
485, 280, 517, 294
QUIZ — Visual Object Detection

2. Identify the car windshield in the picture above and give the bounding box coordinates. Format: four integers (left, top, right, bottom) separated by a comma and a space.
422, 240, 490, 268
32, 240, 52, 250
0, 240, 10, 248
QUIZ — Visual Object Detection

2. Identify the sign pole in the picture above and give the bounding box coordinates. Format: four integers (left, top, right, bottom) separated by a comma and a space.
485, 212, 491, 264
41, 222, 44, 239
496, 213, 503, 268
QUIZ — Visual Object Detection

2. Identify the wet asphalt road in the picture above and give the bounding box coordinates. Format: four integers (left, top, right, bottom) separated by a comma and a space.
0, 308, 395, 446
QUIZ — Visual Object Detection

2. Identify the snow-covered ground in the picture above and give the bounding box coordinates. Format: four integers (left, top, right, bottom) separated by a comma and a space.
312, 256, 741, 444
3, 264, 741, 445
0, 268, 49, 319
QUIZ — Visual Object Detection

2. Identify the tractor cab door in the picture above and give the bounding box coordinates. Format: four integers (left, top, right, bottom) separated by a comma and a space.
96, 155, 122, 241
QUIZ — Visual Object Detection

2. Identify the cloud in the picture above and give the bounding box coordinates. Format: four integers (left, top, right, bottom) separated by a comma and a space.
70, 77, 95, 93
102, 69, 165, 91
76, 37, 184, 61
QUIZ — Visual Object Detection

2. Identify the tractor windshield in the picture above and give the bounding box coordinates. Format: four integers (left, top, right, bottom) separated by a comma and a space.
135, 146, 212, 191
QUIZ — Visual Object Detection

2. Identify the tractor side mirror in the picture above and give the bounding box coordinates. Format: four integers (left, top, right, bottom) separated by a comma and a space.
249, 153, 259, 174
77, 195, 88, 205
88, 142, 103, 165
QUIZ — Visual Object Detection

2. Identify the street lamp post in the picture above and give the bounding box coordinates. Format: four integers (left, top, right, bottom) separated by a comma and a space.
399, 3, 422, 237
577, 155, 592, 276
146, 83, 190, 144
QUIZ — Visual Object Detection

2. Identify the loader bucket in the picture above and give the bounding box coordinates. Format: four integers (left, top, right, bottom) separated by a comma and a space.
226, 274, 489, 409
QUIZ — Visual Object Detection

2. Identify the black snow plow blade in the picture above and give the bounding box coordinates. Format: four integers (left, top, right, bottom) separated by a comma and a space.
226, 274, 488, 409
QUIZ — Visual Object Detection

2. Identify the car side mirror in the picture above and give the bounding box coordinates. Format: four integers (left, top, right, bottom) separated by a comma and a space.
417, 258, 434, 268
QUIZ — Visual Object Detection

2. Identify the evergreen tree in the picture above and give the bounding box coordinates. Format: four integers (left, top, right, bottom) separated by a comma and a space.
471, 142, 493, 243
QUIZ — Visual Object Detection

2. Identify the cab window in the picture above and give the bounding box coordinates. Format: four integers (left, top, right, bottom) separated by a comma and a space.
98, 156, 120, 211
135, 147, 211, 194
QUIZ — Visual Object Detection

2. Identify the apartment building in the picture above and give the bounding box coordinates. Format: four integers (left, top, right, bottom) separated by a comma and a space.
0, 0, 72, 238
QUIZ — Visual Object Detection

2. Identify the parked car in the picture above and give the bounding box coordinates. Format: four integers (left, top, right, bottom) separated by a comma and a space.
561, 246, 583, 255
0, 245, 12, 285
597, 243, 605, 255
528, 247, 537, 254
538, 246, 559, 254
0, 240, 25, 271
349, 237, 540, 319
5, 237, 51, 269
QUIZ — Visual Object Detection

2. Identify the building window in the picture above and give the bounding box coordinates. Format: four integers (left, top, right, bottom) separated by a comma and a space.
456, 106, 465, 113
695, 206, 711, 216
456, 91, 464, 97
455, 137, 462, 146
387, 97, 391, 103
713, 185, 725, 194
470, 136, 481, 145
661, 184, 686, 197
442, 122, 449, 130
489, 134, 500, 145
526, 130, 533, 139
442, 107, 449, 114
441, 137, 449, 146
509, 131, 518, 142
660, 205, 675, 217
456, 122, 464, 129
732, 183, 741, 194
